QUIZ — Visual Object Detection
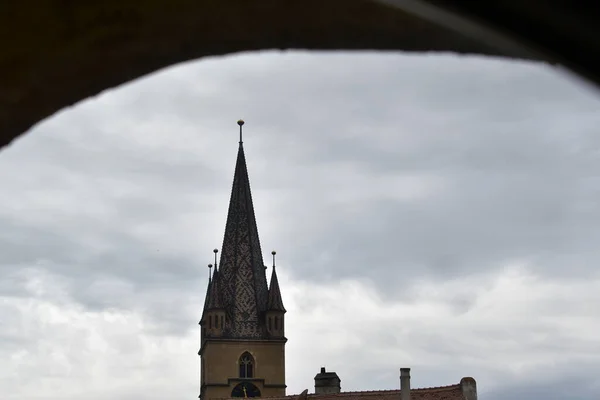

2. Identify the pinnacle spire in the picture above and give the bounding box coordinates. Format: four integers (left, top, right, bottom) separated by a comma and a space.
202, 264, 212, 315
267, 251, 286, 312
206, 266, 223, 310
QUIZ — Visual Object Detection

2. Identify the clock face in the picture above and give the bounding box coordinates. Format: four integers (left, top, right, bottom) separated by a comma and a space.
231, 382, 261, 398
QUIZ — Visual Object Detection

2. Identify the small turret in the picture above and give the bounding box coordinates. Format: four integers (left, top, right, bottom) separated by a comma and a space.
266, 251, 286, 337
199, 262, 213, 345
204, 249, 226, 338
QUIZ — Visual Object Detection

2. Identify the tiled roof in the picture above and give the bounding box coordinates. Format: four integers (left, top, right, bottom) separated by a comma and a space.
202, 279, 211, 314
299, 386, 464, 400
206, 269, 223, 310
217, 138, 270, 338
217, 384, 464, 400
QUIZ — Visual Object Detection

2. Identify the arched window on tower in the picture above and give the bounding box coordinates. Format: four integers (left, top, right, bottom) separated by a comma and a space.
239, 352, 254, 378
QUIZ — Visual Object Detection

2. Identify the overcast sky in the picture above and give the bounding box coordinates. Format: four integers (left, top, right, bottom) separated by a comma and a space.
2, 51, 600, 400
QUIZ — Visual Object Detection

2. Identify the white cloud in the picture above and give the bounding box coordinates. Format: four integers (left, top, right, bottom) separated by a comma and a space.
5, 262, 598, 399
282, 262, 600, 394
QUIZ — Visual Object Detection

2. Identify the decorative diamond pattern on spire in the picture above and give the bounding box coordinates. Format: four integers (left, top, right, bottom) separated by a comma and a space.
217, 142, 269, 338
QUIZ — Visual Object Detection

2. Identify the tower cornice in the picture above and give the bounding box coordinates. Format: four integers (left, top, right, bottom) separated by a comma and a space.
199, 336, 288, 355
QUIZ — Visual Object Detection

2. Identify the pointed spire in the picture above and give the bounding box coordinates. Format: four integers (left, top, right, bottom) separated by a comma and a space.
203, 249, 222, 312
212, 261, 219, 282
202, 263, 213, 316
267, 251, 286, 312
206, 264, 223, 310
216, 120, 270, 338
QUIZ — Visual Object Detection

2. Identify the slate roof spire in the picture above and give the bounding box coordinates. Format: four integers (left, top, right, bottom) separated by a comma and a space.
267, 251, 286, 312
201, 263, 213, 317
215, 120, 270, 338
206, 265, 223, 310
203, 248, 224, 311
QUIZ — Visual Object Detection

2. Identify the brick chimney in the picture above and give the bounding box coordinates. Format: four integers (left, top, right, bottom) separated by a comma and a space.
400, 368, 410, 400
314, 367, 341, 394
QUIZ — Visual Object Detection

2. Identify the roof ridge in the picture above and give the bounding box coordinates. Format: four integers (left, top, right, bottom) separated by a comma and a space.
309, 384, 461, 395
254, 383, 463, 400
412, 383, 461, 391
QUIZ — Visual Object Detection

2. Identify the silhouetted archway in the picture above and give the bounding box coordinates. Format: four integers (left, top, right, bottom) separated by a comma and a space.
2, 1, 598, 152
231, 382, 261, 398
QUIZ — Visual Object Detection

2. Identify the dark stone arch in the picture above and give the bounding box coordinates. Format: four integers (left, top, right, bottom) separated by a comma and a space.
0, 1, 597, 152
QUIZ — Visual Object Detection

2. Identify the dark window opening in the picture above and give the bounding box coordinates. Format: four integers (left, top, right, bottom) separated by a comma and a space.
268, 317, 272, 330
274, 316, 279, 330
239, 352, 254, 378
208, 315, 212, 329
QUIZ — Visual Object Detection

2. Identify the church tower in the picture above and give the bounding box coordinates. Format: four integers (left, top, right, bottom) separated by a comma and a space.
199, 120, 287, 400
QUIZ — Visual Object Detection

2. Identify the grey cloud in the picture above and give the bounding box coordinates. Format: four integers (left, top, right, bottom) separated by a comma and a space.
484, 374, 599, 400
1, 51, 600, 399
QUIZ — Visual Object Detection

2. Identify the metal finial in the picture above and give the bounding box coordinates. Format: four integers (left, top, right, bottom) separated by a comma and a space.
213, 249, 218, 270
237, 119, 244, 143
271, 250, 276, 267
208, 263, 213, 281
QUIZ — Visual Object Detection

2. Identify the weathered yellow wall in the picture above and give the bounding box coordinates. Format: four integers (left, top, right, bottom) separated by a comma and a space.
202, 339, 286, 399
